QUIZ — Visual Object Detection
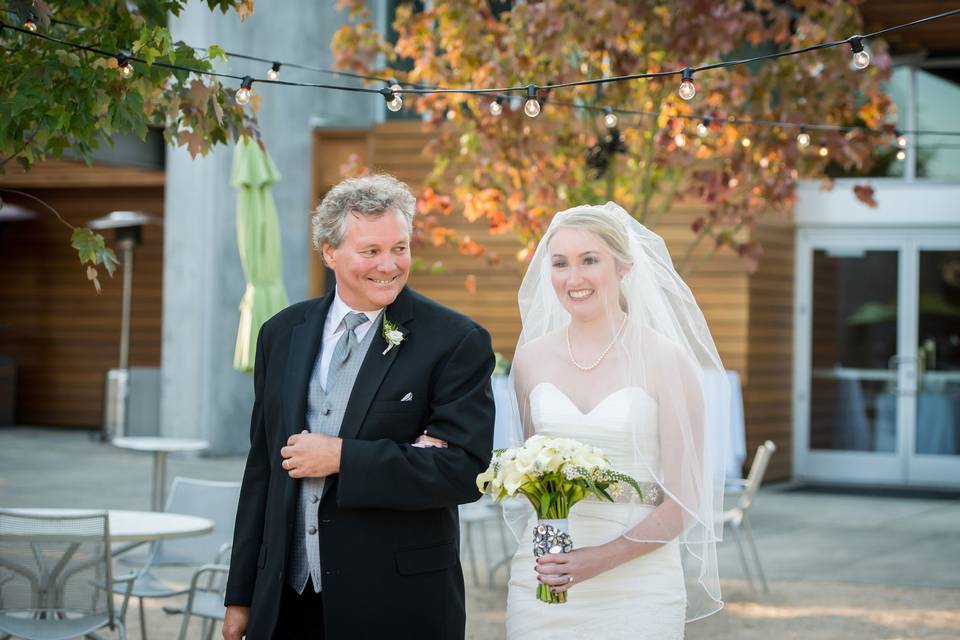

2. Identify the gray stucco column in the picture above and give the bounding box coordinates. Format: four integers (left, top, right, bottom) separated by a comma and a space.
162, 1, 378, 453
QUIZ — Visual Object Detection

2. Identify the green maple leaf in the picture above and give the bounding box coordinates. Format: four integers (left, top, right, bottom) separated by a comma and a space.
70, 228, 119, 277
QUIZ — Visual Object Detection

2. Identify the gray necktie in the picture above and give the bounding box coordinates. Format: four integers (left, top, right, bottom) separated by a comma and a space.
329, 311, 368, 380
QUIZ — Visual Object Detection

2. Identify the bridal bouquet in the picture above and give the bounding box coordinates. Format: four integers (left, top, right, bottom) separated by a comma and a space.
476, 435, 645, 604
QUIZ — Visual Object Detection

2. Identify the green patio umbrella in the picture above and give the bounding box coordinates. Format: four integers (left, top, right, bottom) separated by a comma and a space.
231, 136, 289, 373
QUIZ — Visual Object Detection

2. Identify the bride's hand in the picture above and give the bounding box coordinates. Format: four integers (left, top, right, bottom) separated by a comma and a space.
535, 545, 615, 594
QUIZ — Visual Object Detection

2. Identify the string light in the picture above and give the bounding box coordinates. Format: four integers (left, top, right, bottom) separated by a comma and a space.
380, 86, 403, 112
896, 131, 908, 148
389, 79, 402, 94
849, 36, 870, 70
117, 51, 133, 78
523, 85, 541, 118
896, 149, 906, 161
603, 106, 618, 129
489, 95, 504, 116
697, 118, 710, 137
267, 62, 281, 81
818, 145, 829, 157
235, 76, 253, 105
759, 157, 770, 168
674, 132, 687, 147
741, 137, 752, 148
678, 67, 696, 100
4, 6, 960, 151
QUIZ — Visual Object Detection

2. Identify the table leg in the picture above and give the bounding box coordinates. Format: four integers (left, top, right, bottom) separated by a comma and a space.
152, 451, 168, 511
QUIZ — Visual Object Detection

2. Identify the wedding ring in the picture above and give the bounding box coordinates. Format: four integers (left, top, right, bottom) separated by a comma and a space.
567, 576, 574, 584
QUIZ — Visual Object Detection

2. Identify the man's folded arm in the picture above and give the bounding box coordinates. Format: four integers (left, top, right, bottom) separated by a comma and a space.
337, 326, 496, 510
224, 329, 271, 606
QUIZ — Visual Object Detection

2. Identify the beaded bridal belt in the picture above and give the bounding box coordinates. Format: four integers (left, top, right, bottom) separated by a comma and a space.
584, 481, 664, 506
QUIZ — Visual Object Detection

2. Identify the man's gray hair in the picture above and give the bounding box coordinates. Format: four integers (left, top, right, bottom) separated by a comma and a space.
311, 174, 416, 249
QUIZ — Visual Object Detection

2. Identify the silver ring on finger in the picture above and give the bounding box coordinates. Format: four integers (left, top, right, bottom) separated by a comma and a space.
567, 576, 574, 584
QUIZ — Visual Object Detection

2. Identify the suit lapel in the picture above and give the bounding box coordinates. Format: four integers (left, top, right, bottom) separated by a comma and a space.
338, 287, 414, 443
282, 294, 333, 440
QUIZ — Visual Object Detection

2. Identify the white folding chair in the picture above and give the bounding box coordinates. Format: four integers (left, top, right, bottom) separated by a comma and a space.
113, 477, 241, 640
0, 510, 133, 640
723, 440, 776, 593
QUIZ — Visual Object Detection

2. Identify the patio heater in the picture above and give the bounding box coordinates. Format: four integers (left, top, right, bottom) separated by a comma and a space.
88, 211, 160, 441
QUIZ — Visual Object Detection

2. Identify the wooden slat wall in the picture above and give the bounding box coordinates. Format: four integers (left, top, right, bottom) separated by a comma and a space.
312, 122, 795, 479
0, 161, 164, 427
744, 216, 795, 481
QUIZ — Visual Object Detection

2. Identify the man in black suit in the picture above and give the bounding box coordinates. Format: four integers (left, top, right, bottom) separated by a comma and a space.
222, 174, 495, 639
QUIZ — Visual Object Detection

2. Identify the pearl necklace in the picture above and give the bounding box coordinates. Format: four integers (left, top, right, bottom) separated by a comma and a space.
566, 314, 628, 372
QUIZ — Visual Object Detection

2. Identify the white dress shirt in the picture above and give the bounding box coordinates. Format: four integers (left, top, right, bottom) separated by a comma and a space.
319, 289, 383, 389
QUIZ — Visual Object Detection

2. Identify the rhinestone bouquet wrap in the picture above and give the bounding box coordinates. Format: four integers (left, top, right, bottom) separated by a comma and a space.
476, 435, 646, 604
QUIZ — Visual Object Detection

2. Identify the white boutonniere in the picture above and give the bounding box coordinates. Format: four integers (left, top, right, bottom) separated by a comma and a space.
382, 317, 404, 355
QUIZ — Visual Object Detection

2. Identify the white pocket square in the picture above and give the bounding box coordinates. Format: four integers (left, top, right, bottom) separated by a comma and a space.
400, 392, 413, 402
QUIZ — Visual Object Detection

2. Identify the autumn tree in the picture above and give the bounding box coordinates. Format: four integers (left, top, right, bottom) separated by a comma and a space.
333, 0, 895, 272
0, 0, 256, 286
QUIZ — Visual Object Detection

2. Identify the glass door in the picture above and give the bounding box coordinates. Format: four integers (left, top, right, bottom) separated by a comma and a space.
795, 234, 905, 483
905, 237, 960, 486
796, 230, 960, 487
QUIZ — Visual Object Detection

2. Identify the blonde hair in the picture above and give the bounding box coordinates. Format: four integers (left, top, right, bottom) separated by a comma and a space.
546, 206, 635, 310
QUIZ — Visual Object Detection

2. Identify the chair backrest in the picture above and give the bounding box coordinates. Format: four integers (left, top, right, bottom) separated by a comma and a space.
0, 510, 116, 621
738, 440, 776, 511
151, 478, 242, 566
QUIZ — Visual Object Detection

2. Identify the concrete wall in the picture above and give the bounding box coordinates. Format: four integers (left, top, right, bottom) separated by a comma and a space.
162, 1, 382, 453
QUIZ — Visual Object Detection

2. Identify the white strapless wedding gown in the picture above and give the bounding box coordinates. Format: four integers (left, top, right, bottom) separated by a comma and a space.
505, 383, 686, 640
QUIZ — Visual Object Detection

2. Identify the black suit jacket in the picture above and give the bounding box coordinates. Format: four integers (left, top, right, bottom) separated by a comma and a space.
225, 287, 496, 639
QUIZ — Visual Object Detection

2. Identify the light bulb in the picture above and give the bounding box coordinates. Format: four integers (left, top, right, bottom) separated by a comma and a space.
697, 121, 709, 137
896, 149, 906, 161
819, 145, 829, 157
603, 107, 618, 129
678, 67, 696, 100
853, 50, 870, 70
268, 63, 281, 81
389, 81, 402, 94
235, 76, 254, 106
117, 53, 134, 78
897, 134, 907, 148
797, 132, 811, 149
24, 18, 37, 32
759, 157, 770, 168
849, 36, 870, 70
523, 85, 541, 118
674, 133, 687, 147
728, 177, 739, 188
387, 95, 404, 112
489, 97, 503, 117
741, 137, 752, 148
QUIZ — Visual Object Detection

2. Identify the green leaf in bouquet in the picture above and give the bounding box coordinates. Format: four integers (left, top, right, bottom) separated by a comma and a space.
539, 492, 552, 516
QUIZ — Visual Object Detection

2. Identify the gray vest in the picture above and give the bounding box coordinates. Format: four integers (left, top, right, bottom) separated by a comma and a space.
286, 311, 379, 593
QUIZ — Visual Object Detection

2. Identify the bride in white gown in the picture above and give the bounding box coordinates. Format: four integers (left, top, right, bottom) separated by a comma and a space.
503, 203, 729, 639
